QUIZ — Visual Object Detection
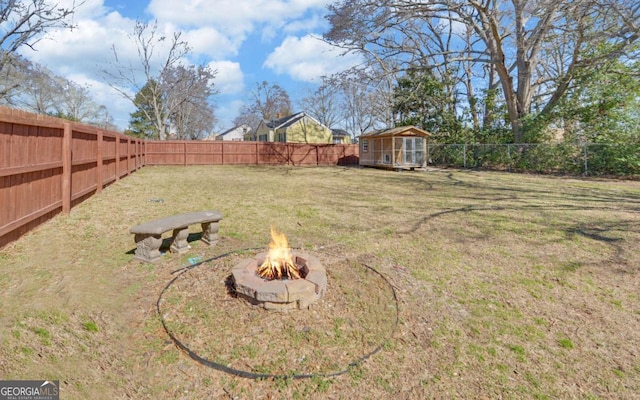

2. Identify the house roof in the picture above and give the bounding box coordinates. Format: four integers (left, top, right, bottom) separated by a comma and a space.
331, 129, 350, 138
219, 124, 251, 137
361, 125, 431, 138
265, 112, 329, 131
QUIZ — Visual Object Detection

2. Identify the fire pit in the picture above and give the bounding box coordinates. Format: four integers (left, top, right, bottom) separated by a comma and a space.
232, 228, 327, 310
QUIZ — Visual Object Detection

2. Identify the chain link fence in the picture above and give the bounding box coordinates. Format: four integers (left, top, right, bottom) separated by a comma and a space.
427, 143, 640, 176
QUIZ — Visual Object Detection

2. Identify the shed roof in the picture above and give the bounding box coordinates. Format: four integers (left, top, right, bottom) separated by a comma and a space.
361, 125, 431, 138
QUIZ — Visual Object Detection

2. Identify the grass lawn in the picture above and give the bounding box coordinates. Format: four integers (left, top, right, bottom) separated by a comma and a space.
1, 165, 639, 399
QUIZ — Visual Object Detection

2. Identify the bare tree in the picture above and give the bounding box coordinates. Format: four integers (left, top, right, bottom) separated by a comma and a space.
298, 77, 343, 129
10, 56, 57, 113
104, 20, 216, 139
322, 68, 392, 140
0, 0, 82, 100
325, 0, 640, 142
250, 81, 292, 120
233, 81, 292, 131
2, 56, 109, 125
164, 65, 217, 139
232, 109, 262, 131
53, 80, 109, 124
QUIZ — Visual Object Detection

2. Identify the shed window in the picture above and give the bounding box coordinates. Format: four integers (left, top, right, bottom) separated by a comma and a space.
362, 139, 368, 152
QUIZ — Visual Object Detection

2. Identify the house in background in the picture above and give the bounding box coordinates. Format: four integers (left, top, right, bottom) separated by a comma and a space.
359, 125, 431, 170
331, 129, 352, 144
204, 124, 250, 141
244, 112, 333, 144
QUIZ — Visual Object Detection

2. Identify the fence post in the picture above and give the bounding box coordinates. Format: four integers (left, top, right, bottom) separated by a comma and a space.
96, 130, 103, 194
62, 123, 72, 214
127, 137, 131, 174
115, 136, 120, 181
463, 144, 467, 169
134, 139, 138, 169
183, 142, 187, 166
584, 144, 588, 176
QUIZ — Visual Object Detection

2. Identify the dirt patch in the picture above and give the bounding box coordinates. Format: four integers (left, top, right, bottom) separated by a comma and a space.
159, 250, 397, 378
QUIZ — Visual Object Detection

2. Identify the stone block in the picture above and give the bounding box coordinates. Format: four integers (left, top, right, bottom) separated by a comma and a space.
286, 279, 316, 302
263, 301, 299, 311
300, 252, 324, 272
232, 258, 256, 273
305, 270, 328, 295
255, 280, 288, 302
234, 274, 264, 298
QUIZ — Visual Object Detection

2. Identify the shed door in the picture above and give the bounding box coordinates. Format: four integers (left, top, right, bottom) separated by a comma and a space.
402, 137, 425, 165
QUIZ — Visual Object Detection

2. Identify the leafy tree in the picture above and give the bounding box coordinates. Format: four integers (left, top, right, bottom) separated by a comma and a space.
555, 53, 640, 143
129, 80, 160, 138
394, 68, 469, 142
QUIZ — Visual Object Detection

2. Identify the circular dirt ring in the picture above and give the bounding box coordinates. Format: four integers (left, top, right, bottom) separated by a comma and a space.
157, 249, 399, 379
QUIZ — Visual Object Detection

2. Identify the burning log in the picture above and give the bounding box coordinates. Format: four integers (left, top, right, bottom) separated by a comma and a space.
256, 227, 302, 280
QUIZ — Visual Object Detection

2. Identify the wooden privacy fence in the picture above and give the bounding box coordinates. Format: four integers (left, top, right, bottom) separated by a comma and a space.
145, 141, 359, 166
0, 107, 145, 248
0, 106, 360, 248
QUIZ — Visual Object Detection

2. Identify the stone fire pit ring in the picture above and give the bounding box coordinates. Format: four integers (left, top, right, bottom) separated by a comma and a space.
232, 250, 327, 310
156, 249, 400, 380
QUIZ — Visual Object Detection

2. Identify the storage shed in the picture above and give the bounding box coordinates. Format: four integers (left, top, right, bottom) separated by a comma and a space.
359, 126, 430, 170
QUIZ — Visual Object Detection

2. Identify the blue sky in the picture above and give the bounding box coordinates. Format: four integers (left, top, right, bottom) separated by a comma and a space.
18, 0, 362, 132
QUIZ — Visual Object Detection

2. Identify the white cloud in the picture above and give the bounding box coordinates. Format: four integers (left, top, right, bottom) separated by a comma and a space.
282, 13, 326, 35
183, 27, 243, 59
208, 61, 244, 95
147, 0, 327, 37
147, 0, 325, 23
263, 35, 363, 82
18, 11, 142, 85
57, 0, 109, 19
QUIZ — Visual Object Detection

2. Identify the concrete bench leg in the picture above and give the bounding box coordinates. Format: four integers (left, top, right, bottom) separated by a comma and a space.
134, 234, 163, 263
170, 227, 190, 254
201, 221, 219, 245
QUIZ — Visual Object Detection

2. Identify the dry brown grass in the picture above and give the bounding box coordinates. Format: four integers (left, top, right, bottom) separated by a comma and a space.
1, 165, 639, 399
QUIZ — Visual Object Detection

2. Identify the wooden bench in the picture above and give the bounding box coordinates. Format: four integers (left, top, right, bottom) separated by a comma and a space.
130, 210, 223, 263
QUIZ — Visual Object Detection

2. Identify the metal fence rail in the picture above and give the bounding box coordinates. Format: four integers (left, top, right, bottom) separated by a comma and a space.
428, 143, 640, 176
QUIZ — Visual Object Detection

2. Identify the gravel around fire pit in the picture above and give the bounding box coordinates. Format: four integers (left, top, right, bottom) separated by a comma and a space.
158, 249, 397, 376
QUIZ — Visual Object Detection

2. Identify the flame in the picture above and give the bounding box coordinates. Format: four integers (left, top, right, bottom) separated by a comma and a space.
257, 227, 301, 280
